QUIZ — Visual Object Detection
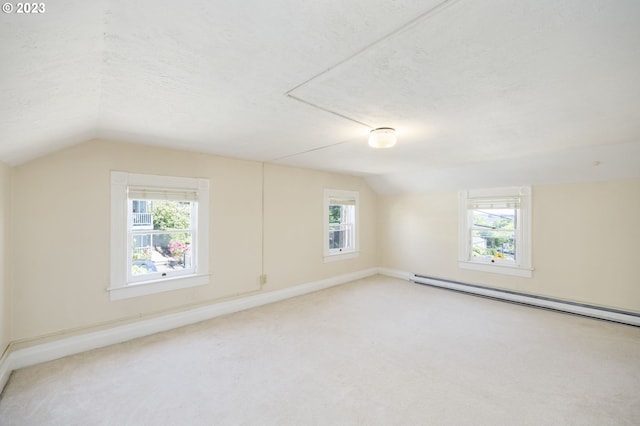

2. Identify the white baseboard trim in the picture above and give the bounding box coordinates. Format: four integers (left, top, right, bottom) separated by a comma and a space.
2, 268, 378, 390
0, 349, 11, 395
410, 273, 640, 327
4, 267, 635, 394
376, 267, 413, 281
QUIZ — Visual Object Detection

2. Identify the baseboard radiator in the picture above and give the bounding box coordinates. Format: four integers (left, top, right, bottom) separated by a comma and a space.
411, 274, 640, 327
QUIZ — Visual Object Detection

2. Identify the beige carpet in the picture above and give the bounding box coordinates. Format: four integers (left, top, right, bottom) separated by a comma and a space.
1, 275, 639, 425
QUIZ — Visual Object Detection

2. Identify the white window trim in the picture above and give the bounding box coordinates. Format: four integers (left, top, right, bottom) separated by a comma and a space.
458, 186, 533, 278
324, 189, 359, 262
109, 171, 210, 301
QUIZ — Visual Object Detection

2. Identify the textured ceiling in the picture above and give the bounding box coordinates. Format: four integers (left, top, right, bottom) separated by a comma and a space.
1, 0, 639, 193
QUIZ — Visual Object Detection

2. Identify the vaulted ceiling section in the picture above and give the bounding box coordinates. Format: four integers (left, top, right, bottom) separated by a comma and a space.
1, 0, 639, 193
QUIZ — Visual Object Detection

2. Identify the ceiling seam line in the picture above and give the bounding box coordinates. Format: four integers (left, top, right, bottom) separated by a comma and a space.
284, 0, 461, 97
286, 94, 372, 128
274, 0, 464, 164
268, 138, 353, 162
269, 94, 371, 162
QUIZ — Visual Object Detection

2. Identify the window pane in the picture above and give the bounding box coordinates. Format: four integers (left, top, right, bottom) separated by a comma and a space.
328, 204, 355, 251
131, 232, 193, 276
130, 199, 192, 232
329, 223, 343, 249
472, 208, 516, 230
129, 197, 195, 280
471, 229, 516, 261
329, 223, 356, 250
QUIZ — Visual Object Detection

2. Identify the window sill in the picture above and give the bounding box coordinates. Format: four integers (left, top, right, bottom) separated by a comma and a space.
324, 251, 360, 263
458, 260, 533, 278
108, 273, 210, 301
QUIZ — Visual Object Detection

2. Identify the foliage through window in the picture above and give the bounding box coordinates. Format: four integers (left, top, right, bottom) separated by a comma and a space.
129, 197, 194, 281
459, 187, 532, 277
470, 198, 518, 263
324, 189, 359, 260
110, 172, 209, 300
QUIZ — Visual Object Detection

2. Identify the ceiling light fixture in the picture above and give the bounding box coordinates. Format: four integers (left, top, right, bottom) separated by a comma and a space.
368, 127, 397, 149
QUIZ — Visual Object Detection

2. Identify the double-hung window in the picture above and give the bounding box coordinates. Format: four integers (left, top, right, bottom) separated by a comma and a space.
459, 186, 532, 277
324, 189, 359, 262
110, 172, 210, 300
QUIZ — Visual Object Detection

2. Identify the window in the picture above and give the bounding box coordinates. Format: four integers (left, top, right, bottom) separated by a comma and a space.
459, 186, 532, 277
110, 172, 210, 300
324, 189, 359, 262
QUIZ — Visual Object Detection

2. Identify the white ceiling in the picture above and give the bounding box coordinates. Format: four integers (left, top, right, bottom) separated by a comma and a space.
1, 0, 639, 193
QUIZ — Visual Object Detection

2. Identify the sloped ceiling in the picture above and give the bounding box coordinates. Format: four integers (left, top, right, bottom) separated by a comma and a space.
1, 0, 639, 193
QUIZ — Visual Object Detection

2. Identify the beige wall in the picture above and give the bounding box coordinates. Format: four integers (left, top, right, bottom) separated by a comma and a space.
8, 138, 637, 344
10, 140, 378, 342
0, 162, 10, 355
263, 163, 378, 289
378, 179, 640, 313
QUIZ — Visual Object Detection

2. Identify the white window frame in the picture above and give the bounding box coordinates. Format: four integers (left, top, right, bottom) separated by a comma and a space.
324, 189, 359, 262
110, 171, 210, 300
458, 186, 533, 278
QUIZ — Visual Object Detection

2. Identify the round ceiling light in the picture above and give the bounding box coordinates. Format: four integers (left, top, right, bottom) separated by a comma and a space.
368, 127, 396, 149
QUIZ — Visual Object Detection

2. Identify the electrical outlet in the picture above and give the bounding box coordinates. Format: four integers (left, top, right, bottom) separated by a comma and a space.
260, 274, 267, 285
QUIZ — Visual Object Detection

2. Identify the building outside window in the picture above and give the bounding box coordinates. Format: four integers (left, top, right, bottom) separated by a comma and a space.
129, 197, 194, 281
324, 189, 359, 262
459, 186, 532, 277
110, 172, 209, 300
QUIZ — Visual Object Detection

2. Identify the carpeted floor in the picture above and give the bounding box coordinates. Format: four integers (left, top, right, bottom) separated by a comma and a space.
1, 275, 639, 425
